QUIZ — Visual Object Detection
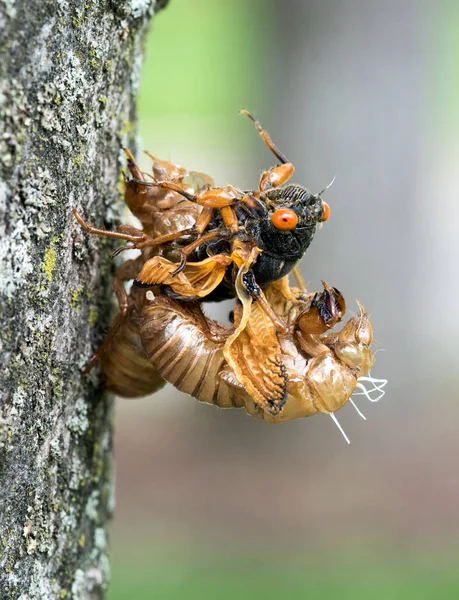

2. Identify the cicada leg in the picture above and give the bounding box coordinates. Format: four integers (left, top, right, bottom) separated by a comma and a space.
122, 149, 156, 220
292, 266, 306, 292
112, 255, 145, 316
240, 109, 295, 191
239, 270, 290, 336
295, 282, 346, 357
73, 209, 149, 245
74, 208, 202, 257
131, 179, 244, 275
240, 109, 290, 164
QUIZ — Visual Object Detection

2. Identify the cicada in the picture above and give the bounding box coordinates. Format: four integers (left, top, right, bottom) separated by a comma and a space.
73, 111, 386, 437
74, 110, 330, 307
74, 110, 334, 372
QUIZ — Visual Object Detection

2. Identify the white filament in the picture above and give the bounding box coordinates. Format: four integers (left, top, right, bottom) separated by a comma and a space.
329, 373, 388, 443
349, 398, 366, 420
343, 372, 388, 435
330, 412, 350, 444
354, 373, 388, 403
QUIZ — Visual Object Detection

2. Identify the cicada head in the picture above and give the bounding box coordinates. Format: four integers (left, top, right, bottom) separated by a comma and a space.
241, 185, 330, 286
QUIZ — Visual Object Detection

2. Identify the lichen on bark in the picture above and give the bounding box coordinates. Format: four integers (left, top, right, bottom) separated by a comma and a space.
0, 1, 168, 597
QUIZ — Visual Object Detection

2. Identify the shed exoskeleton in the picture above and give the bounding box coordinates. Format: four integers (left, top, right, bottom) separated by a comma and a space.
99, 276, 376, 427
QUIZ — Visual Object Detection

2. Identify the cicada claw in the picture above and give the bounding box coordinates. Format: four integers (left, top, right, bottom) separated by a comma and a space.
296, 281, 346, 335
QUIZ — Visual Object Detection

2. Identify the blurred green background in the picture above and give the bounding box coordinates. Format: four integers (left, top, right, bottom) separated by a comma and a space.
109, 0, 459, 598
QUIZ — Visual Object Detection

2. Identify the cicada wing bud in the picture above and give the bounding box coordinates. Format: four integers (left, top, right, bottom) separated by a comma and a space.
144, 153, 187, 183
183, 170, 215, 192
224, 301, 288, 416
135, 255, 232, 297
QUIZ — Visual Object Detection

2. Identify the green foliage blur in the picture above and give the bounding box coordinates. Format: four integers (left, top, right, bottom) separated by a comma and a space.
138, 0, 263, 118
109, 549, 459, 600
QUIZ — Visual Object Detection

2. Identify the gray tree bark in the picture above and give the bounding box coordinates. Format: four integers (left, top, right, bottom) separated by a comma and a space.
0, 1, 168, 597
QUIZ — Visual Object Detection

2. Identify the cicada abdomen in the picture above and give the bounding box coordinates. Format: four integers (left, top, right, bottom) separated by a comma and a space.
99, 306, 166, 398
140, 293, 245, 409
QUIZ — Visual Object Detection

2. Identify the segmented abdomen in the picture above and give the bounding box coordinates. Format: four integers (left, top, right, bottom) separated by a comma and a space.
100, 309, 166, 398
141, 296, 244, 409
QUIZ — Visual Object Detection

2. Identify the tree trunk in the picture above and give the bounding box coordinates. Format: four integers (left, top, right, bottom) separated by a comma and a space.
0, 1, 168, 597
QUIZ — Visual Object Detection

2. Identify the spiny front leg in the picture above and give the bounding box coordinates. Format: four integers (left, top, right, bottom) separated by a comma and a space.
297, 282, 346, 334
170, 226, 230, 276
295, 282, 346, 357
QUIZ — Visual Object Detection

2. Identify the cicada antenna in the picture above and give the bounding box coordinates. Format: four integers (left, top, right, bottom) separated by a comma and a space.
318, 175, 336, 197
330, 412, 350, 444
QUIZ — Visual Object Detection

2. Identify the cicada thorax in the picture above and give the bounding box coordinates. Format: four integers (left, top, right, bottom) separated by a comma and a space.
140, 293, 245, 409
127, 153, 330, 303
98, 299, 166, 398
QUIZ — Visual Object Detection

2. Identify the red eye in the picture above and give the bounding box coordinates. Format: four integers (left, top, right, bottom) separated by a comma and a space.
322, 202, 330, 222
271, 208, 298, 230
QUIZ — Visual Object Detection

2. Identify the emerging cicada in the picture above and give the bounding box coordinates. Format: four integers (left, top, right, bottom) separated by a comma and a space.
74, 110, 330, 306
74, 110, 333, 372
74, 110, 387, 440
